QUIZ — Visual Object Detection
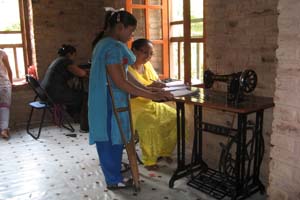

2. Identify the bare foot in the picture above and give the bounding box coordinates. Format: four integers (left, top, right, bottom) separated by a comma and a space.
1, 129, 10, 140
145, 164, 159, 171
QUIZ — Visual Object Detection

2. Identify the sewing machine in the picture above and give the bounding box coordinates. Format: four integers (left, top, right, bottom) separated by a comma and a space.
204, 69, 257, 103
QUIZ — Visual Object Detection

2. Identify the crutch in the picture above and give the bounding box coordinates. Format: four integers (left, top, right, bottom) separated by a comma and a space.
106, 71, 141, 192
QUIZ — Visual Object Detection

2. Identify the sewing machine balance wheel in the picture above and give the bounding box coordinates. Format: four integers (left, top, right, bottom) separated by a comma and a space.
239, 69, 257, 93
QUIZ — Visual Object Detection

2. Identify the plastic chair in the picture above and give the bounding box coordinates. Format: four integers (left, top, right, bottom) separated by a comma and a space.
25, 74, 75, 139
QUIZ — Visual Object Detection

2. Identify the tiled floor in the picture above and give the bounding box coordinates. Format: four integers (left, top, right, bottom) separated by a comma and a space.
0, 125, 266, 200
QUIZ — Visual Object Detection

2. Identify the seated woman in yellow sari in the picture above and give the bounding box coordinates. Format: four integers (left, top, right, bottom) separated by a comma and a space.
128, 38, 177, 170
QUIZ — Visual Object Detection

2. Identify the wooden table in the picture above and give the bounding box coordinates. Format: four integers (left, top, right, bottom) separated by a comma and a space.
169, 88, 274, 200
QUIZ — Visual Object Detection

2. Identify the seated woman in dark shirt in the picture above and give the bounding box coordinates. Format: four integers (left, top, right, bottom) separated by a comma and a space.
41, 44, 89, 131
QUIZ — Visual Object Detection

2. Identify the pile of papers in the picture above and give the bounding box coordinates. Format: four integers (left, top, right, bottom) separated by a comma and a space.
162, 80, 199, 97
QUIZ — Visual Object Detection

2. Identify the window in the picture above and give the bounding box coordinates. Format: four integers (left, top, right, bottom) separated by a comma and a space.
126, 0, 169, 78
169, 0, 204, 84
0, 0, 33, 83
126, 0, 205, 84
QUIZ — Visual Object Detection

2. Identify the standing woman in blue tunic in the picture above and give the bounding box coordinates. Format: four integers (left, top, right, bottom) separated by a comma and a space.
89, 9, 173, 189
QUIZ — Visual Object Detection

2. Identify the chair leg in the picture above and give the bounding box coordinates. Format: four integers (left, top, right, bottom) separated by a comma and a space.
36, 108, 47, 139
121, 136, 143, 173
61, 110, 75, 132
26, 107, 34, 135
134, 135, 143, 165
48, 107, 75, 133
27, 108, 46, 140
121, 162, 131, 173
62, 118, 75, 132
136, 152, 143, 165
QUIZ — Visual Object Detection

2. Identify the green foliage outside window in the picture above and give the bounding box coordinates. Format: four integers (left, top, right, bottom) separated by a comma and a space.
4, 23, 20, 31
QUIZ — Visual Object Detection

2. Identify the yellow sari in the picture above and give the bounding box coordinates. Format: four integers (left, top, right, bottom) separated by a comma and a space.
128, 62, 177, 166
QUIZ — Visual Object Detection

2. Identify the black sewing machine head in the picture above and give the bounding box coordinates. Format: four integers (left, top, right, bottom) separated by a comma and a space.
204, 69, 257, 103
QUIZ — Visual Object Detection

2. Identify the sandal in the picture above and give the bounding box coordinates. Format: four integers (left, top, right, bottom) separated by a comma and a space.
1, 129, 10, 140
107, 178, 133, 190
145, 164, 159, 171
157, 156, 173, 164
164, 157, 173, 164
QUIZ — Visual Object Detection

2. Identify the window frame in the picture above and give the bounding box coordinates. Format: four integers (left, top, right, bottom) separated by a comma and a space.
0, 0, 33, 82
169, 0, 205, 84
126, 0, 169, 79
126, 0, 205, 84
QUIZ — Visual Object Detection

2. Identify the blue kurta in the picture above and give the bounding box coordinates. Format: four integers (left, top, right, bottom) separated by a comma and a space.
88, 37, 136, 145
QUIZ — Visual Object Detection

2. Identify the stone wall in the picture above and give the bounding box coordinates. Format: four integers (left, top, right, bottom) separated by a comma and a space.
268, 0, 300, 199
32, 0, 104, 77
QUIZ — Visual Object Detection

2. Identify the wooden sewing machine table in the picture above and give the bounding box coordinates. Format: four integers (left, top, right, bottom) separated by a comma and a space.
169, 88, 274, 200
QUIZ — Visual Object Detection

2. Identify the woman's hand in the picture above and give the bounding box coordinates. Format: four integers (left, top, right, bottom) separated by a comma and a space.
83, 69, 90, 78
151, 90, 174, 102
147, 86, 164, 92
149, 80, 165, 88
107, 63, 173, 102
68, 64, 89, 78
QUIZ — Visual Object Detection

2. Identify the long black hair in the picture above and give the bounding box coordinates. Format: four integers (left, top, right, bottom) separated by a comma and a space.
92, 10, 137, 49
131, 38, 152, 51
57, 44, 76, 56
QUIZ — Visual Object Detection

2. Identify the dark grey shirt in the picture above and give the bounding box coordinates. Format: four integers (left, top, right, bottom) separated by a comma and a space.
41, 56, 76, 103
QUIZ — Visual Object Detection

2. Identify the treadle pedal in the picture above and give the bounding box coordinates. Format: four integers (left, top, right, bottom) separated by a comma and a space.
187, 168, 234, 200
